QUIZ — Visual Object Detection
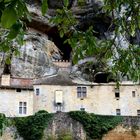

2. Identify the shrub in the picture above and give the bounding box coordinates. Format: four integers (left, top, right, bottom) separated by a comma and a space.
14, 110, 53, 140
0, 113, 7, 136
69, 111, 123, 139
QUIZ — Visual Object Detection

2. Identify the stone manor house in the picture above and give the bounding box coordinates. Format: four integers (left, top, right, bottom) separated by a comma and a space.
0, 60, 140, 117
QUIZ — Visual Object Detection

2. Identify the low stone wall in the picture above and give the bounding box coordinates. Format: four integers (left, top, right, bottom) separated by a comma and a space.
1, 115, 140, 140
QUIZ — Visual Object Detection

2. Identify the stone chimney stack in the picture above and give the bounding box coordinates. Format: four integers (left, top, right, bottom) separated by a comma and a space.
1, 74, 10, 86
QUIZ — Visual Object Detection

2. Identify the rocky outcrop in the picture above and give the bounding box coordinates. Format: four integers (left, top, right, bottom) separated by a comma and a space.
0, 126, 22, 140
43, 112, 86, 140
0, 29, 61, 78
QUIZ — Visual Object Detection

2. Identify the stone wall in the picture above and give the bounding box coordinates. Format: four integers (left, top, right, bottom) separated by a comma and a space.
34, 84, 140, 116
43, 112, 86, 140
0, 127, 22, 140
2, 115, 140, 140
0, 88, 33, 117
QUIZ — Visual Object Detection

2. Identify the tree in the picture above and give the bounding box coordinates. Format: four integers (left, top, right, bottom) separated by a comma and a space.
0, 0, 29, 74
0, 0, 140, 82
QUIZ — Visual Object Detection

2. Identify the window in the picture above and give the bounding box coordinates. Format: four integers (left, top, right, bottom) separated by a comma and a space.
77, 87, 87, 98
116, 109, 121, 116
137, 110, 140, 116
132, 91, 136, 97
36, 88, 40, 96
115, 88, 120, 98
80, 108, 85, 111
16, 89, 21, 92
19, 102, 27, 114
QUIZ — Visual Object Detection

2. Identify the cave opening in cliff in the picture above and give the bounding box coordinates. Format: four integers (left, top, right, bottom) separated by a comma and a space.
49, 35, 72, 61
94, 72, 115, 83
47, 27, 72, 61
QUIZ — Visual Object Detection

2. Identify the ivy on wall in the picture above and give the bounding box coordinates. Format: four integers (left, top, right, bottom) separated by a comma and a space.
0, 113, 7, 136
69, 111, 123, 139
13, 110, 53, 140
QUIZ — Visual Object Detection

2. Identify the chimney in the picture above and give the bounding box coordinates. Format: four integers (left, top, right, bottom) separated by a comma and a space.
1, 74, 10, 86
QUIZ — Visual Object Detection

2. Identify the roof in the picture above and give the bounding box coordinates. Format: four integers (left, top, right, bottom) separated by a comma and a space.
34, 71, 76, 86
0, 76, 33, 90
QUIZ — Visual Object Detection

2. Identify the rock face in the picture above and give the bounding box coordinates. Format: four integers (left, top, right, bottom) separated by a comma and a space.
24, 0, 112, 80
0, 126, 22, 140
43, 112, 86, 140
0, 30, 61, 78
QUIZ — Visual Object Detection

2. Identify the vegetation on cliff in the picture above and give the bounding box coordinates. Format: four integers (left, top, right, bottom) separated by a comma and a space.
69, 111, 123, 139
0, 0, 140, 81
0, 113, 7, 136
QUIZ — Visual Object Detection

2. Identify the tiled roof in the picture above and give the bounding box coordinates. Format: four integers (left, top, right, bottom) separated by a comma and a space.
34, 72, 76, 86
0, 77, 33, 89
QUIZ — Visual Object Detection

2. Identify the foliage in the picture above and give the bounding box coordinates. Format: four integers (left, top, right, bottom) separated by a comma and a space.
49, 0, 140, 82
57, 130, 73, 140
0, 0, 30, 68
47, 131, 73, 140
69, 111, 123, 139
0, 0, 140, 81
0, 113, 7, 136
14, 110, 53, 140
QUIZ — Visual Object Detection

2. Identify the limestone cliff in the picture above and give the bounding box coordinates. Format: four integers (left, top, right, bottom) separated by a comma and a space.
0, 30, 61, 78
0, 0, 113, 80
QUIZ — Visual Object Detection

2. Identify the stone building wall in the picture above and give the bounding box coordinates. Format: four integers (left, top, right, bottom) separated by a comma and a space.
34, 84, 140, 116
0, 88, 33, 117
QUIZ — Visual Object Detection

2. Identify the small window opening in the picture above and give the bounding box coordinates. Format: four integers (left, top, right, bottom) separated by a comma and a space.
115, 88, 120, 99
132, 91, 136, 97
116, 109, 121, 116
36, 88, 40, 96
16, 89, 21, 92
137, 110, 140, 116
80, 108, 85, 111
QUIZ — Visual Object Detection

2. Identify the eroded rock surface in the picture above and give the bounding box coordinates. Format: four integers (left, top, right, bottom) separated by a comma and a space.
0, 30, 61, 78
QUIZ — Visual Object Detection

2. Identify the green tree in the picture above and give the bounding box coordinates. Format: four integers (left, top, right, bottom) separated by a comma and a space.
0, 0, 140, 82
50, 0, 140, 82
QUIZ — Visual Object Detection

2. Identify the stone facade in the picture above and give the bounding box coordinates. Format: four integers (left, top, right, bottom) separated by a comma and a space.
34, 83, 140, 116
1, 72, 140, 117
0, 76, 33, 117
0, 88, 33, 117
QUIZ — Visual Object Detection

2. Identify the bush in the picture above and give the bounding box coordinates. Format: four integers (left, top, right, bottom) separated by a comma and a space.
14, 110, 53, 140
0, 113, 7, 136
69, 111, 123, 139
